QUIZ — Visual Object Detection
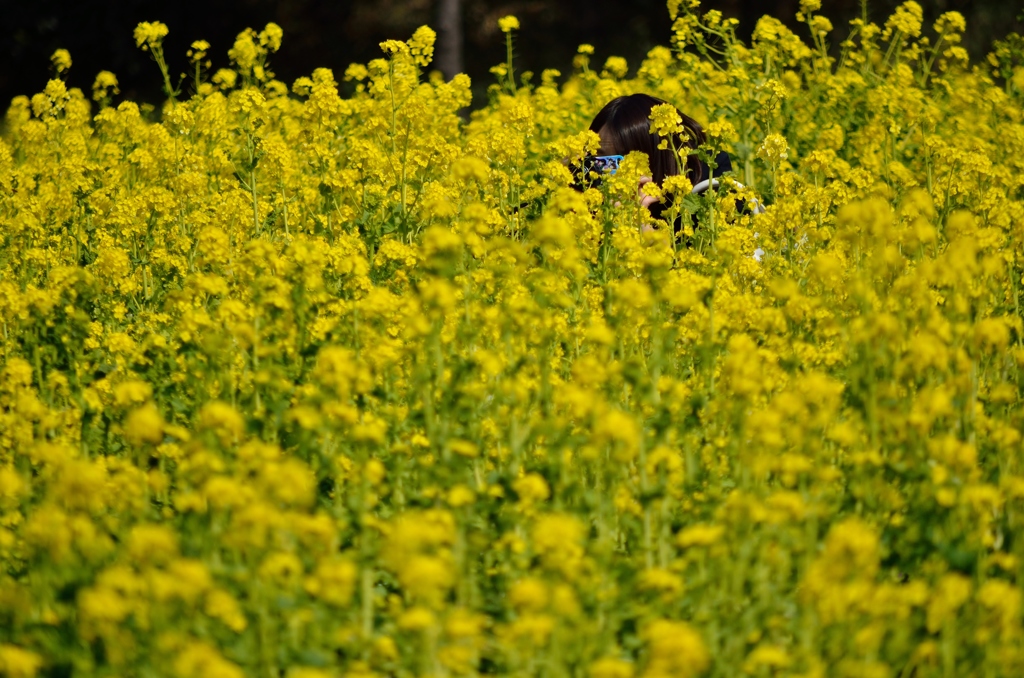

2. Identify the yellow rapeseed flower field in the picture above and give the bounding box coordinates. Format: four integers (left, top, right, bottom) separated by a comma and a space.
3, 1, 1024, 676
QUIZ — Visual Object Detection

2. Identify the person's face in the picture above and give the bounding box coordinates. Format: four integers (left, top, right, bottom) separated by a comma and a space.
596, 125, 620, 156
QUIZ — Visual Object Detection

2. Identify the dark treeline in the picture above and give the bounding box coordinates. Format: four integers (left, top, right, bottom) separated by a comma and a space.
2, 0, 1021, 112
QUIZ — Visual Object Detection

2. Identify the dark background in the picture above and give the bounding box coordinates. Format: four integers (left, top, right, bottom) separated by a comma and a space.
2, 0, 1022, 111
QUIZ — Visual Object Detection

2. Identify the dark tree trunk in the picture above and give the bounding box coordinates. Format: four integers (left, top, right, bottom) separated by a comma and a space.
436, 0, 463, 80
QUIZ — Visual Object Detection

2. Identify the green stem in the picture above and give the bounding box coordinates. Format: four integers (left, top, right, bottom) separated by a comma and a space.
505, 33, 517, 94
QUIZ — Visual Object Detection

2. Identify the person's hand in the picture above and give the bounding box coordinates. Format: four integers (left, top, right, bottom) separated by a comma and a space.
639, 176, 659, 233
638, 176, 660, 211
613, 177, 661, 208
612, 177, 661, 232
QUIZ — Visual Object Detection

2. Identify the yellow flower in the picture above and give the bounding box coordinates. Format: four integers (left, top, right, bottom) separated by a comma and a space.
676, 523, 725, 549
124, 402, 164, 446
648, 103, 683, 141
408, 26, 436, 67
756, 132, 789, 164
809, 15, 832, 36
602, 56, 628, 78
743, 644, 792, 673
305, 558, 358, 606
371, 635, 399, 663
508, 577, 549, 612
448, 438, 479, 458
398, 554, 453, 603
590, 657, 635, 678
592, 409, 640, 460
127, 524, 179, 566
977, 579, 1021, 639
4, 8, 1024, 676
259, 23, 284, 52
204, 589, 247, 632
212, 68, 237, 88
641, 619, 709, 678
50, 49, 72, 73
532, 513, 585, 577
92, 71, 119, 101
287, 669, 332, 678
452, 157, 490, 184
498, 16, 520, 33
934, 11, 966, 36
638, 568, 684, 598
379, 39, 408, 57
197, 401, 246, 445
188, 40, 211, 60
113, 380, 152, 408
0, 467, 28, 507
229, 30, 260, 72
258, 552, 304, 588
172, 641, 244, 678
926, 574, 972, 633
0, 644, 43, 678
886, 1, 923, 38
513, 472, 550, 505
398, 606, 437, 632
447, 484, 476, 507
133, 21, 169, 49
705, 119, 737, 145
364, 458, 386, 486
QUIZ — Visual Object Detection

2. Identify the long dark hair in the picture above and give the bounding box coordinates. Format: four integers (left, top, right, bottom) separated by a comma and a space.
588, 94, 706, 185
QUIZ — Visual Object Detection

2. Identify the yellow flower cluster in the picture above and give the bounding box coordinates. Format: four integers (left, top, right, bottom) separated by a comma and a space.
1, 1, 1023, 676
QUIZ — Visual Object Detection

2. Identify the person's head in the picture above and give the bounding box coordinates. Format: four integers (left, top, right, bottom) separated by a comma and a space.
589, 93, 706, 184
